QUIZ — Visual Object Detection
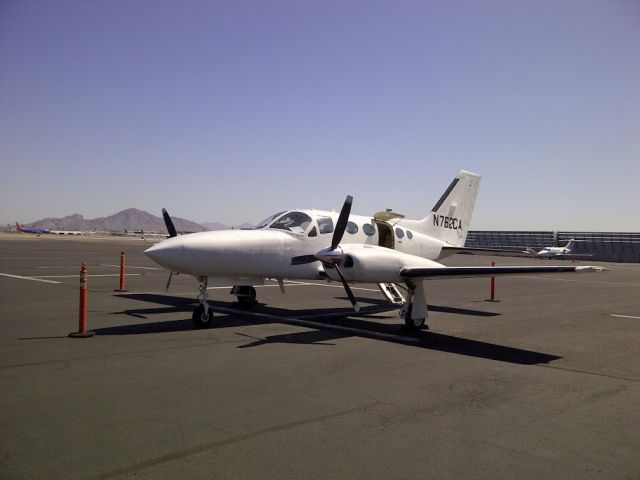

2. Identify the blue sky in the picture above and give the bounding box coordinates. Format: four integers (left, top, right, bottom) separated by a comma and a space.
1, 0, 638, 230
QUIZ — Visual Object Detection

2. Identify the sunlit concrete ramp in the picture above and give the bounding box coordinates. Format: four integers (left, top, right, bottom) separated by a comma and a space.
1, 235, 639, 479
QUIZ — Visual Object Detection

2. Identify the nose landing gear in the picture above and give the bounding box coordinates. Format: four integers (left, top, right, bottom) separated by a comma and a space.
192, 276, 213, 328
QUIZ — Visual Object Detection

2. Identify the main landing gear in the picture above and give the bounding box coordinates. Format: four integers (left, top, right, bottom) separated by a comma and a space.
400, 281, 428, 332
192, 276, 214, 328
231, 285, 257, 306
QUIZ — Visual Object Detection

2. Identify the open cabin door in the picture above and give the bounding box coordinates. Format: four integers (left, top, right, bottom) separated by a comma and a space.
374, 210, 405, 250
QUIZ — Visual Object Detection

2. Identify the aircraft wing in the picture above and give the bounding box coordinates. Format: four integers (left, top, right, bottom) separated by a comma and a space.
401, 265, 605, 280
441, 246, 536, 257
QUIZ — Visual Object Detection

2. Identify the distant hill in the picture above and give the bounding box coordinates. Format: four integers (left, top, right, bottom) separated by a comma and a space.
26, 208, 205, 233
200, 221, 255, 230
200, 222, 229, 231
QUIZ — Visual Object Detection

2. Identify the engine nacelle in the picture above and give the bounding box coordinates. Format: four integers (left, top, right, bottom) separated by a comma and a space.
327, 244, 444, 284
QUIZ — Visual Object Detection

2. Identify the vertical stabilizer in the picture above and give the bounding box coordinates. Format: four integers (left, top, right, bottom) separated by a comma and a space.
564, 239, 575, 252
416, 170, 481, 247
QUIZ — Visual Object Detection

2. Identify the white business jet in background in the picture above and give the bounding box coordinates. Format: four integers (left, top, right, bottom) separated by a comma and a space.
528, 239, 592, 258
145, 170, 603, 331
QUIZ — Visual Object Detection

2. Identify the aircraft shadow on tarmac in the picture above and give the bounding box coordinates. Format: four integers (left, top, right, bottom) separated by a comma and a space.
101, 293, 561, 366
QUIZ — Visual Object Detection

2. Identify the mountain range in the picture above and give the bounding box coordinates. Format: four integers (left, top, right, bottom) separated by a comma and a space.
23, 208, 249, 233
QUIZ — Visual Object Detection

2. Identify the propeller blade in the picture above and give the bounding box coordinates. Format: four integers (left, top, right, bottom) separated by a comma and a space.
330, 195, 353, 250
334, 264, 360, 312
165, 271, 174, 292
162, 208, 177, 238
291, 255, 318, 265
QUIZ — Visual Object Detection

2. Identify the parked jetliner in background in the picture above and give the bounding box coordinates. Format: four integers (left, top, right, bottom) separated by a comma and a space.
16, 222, 49, 234
145, 171, 604, 331
15, 223, 82, 235
527, 239, 592, 258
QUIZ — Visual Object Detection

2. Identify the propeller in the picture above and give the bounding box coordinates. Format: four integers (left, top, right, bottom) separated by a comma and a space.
162, 208, 177, 291
291, 195, 360, 312
165, 271, 174, 292
162, 208, 177, 238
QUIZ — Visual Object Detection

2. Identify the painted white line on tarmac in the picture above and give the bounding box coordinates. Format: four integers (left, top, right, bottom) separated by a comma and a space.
101, 264, 161, 270
35, 266, 77, 269
610, 314, 640, 320
208, 284, 286, 290
283, 280, 381, 292
210, 304, 419, 344
0, 273, 62, 284
207, 280, 380, 293
33, 274, 143, 278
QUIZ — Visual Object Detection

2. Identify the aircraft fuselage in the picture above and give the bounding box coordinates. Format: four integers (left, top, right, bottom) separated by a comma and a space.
145, 209, 445, 283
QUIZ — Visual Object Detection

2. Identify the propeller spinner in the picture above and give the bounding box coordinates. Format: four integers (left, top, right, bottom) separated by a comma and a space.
291, 195, 360, 312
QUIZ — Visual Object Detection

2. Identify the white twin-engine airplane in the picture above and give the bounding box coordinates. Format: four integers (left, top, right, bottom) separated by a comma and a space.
145, 170, 603, 331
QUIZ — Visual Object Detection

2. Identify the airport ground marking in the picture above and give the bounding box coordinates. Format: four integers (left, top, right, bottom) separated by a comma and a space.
0, 272, 62, 284
283, 279, 381, 292
206, 280, 380, 293
207, 283, 291, 290
33, 274, 142, 279
610, 314, 640, 320
101, 264, 161, 270
36, 266, 78, 269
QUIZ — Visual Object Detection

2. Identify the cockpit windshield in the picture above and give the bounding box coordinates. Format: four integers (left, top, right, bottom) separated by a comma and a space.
269, 211, 313, 234
253, 211, 286, 229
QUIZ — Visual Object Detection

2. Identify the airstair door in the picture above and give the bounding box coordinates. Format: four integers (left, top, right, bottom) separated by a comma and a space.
376, 221, 394, 249
374, 210, 405, 250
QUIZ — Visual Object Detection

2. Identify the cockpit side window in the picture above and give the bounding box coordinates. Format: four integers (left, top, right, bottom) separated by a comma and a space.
269, 211, 313, 234
254, 211, 286, 229
317, 216, 334, 234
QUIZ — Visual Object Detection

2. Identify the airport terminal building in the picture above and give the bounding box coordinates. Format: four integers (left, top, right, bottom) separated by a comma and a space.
466, 231, 640, 263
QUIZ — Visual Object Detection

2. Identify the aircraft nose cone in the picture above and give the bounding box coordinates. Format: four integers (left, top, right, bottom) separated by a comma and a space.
144, 239, 182, 270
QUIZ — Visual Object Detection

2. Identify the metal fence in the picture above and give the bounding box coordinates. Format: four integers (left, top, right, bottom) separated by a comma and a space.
465, 231, 640, 263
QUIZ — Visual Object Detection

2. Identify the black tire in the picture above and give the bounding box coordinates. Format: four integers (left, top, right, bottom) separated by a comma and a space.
403, 304, 425, 331
247, 286, 257, 300
192, 304, 213, 328
236, 286, 257, 306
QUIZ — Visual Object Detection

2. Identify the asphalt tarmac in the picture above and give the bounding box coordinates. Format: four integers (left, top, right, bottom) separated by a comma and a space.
1, 233, 639, 479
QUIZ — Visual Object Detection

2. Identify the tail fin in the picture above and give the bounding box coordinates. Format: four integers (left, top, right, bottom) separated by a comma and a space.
15, 222, 23, 232
415, 170, 481, 247
564, 239, 575, 252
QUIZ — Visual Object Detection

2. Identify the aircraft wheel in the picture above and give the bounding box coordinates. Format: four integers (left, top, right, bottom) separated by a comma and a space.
236, 286, 257, 306
192, 304, 213, 328
403, 305, 425, 331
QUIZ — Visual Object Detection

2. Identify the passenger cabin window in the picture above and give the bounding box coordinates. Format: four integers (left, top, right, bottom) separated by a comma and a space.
363, 223, 376, 236
395, 228, 405, 239
269, 211, 312, 234
317, 217, 334, 234
407, 230, 413, 239
346, 221, 358, 234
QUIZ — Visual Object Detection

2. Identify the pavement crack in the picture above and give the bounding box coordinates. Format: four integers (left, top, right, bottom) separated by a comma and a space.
539, 364, 639, 383
90, 403, 377, 479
